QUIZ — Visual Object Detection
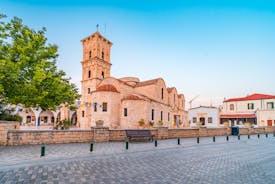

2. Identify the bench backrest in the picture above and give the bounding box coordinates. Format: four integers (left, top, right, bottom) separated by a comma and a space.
126, 130, 152, 137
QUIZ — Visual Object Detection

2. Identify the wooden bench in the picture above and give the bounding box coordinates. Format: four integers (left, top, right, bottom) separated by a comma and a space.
126, 129, 154, 142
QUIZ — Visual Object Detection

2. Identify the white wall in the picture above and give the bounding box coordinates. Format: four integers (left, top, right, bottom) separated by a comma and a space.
188, 107, 219, 127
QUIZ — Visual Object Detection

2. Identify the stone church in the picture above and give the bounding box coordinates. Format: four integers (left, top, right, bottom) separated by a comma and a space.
77, 31, 187, 129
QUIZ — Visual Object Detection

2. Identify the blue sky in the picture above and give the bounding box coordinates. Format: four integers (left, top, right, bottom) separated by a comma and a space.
1, 0, 275, 108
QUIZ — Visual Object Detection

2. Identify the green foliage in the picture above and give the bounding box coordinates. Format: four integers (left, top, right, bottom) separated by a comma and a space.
0, 113, 22, 121
69, 105, 77, 111
0, 14, 80, 110
54, 119, 71, 130
138, 119, 145, 126
158, 120, 163, 126
0, 105, 23, 121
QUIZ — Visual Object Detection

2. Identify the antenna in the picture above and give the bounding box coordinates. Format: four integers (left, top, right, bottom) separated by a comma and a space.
96, 24, 99, 32
188, 95, 199, 109
104, 23, 107, 34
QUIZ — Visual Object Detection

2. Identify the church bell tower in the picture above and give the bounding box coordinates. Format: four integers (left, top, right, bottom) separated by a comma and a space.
80, 31, 113, 100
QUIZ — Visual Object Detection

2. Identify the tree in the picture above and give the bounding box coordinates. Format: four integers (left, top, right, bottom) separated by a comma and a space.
0, 14, 80, 110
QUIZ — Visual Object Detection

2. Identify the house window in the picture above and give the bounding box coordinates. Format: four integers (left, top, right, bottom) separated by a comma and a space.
160, 111, 163, 121
267, 102, 274, 110
94, 103, 97, 112
102, 102, 107, 112
151, 109, 154, 121
230, 104, 234, 111
208, 117, 213, 123
102, 71, 104, 79
82, 111, 85, 117
248, 103, 254, 110
89, 51, 92, 59
102, 52, 104, 60
88, 88, 90, 94
88, 70, 91, 78
124, 108, 127, 117
168, 112, 170, 121
192, 117, 197, 123
161, 88, 164, 100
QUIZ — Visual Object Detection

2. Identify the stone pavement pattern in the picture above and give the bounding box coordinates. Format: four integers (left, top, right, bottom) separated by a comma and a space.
0, 135, 275, 184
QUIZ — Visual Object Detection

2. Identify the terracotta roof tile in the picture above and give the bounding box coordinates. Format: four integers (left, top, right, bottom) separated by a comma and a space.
224, 93, 275, 102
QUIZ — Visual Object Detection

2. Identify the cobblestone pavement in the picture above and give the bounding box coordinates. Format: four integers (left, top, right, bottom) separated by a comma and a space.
0, 134, 275, 183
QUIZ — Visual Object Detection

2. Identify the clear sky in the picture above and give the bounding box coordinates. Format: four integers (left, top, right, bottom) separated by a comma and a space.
1, 0, 275, 108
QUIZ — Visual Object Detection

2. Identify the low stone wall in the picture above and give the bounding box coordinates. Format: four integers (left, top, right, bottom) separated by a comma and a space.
1, 122, 275, 146
0, 121, 19, 146
7, 130, 93, 146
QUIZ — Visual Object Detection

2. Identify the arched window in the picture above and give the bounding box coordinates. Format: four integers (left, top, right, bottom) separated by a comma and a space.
89, 51, 92, 59
161, 88, 164, 100
88, 70, 91, 78
88, 88, 90, 94
102, 71, 104, 79
101, 52, 104, 60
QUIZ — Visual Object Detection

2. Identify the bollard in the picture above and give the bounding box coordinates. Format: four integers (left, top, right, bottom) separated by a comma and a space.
238, 135, 240, 140
154, 139, 158, 147
248, 134, 250, 139
197, 137, 200, 144
90, 142, 93, 152
258, 134, 260, 138
41, 143, 45, 157
126, 139, 129, 150
266, 133, 268, 138
177, 138, 180, 145
226, 135, 229, 141
213, 136, 215, 142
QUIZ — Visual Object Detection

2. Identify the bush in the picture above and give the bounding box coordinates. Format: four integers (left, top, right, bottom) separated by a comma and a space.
158, 120, 163, 126
0, 113, 22, 122
138, 119, 145, 127
149, 121, 154, 127
54, 119, 71, 130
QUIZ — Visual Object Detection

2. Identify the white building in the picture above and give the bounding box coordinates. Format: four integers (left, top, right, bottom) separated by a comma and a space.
188, 106, 220, 127
220, 93, 275, 127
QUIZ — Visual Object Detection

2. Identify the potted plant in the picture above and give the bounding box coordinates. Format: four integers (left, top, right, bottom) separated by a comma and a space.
223, 121, 230, 127
196, 121, 202, 128
149, 121, 154, 127
95, 120, 104, 127
158, 120, 163, 127
138, 119, 145, 127
178, 119, 183, 127
244, 121, 251, 128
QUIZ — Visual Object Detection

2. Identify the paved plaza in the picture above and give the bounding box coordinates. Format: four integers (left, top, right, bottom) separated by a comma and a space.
0, 134, 275, 184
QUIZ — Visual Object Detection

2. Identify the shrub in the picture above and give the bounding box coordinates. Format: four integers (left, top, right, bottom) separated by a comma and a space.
158, 120, 163, 126
0, 113, 23, 122
54, 119, 71, 130
138, 119, 145, 127
149, 121, 154, 127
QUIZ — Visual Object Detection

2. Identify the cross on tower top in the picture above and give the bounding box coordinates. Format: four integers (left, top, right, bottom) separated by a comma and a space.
96, 24, 99, 31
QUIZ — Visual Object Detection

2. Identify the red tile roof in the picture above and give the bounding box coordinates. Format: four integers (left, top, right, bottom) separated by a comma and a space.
220, 114, 256, 118
96, 85, 119, 93
224, 93, 275, 102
